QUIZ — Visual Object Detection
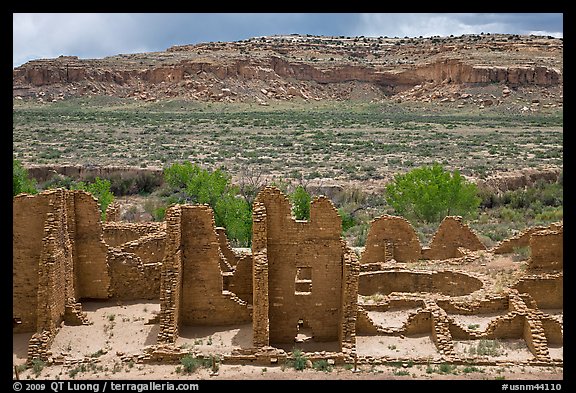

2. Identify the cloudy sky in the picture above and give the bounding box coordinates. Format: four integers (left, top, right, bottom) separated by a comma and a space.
13, 13, 563, 68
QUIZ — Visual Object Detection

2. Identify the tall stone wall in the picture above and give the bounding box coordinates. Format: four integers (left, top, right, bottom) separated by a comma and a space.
13, 189, 89, 361
69, 192, 110, 299
423, 216, 486, 260
13, 192, 54, 332
252, 187, 357, 348
179, 205, 251, 325
157, 207, 183, 344
252, 201, 270, 347
157, 204, 251, 343
361, 215, 421, 263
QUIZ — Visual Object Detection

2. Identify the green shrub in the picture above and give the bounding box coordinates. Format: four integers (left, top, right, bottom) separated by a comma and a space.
180, 354, 211, 374
163, 162, 252, 246
72, 177, 114, 220
468, 339, 504, 357
290, 349, 308, 371
291, 185, 311, 220
312, 359, 333, 372
13, 159, 37, 196
385, 163, 480, 223
31, 359, 45, 376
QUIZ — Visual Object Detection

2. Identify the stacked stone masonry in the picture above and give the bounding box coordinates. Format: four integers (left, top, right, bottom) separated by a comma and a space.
13, 188, 562, 368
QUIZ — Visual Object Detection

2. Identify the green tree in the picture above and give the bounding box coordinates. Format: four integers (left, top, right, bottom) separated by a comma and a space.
385, 163, 480, 223
163, 162, 252, 247
291, 185, 311, 220
13, 159, 37, 196
72, 177, 114, 220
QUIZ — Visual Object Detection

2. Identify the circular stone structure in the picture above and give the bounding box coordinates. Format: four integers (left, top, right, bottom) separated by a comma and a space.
359, 269, 483, 297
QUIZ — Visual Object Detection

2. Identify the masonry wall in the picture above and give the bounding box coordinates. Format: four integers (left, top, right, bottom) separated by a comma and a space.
252, 187, 354, 346
108, 249, 161, 300
528, 226, 563, 270
358, 270, 484, 297
179, 205, 251, 325
13, 189, 89, 361
423, 216, 486, 260
513, 274, 563, 309
252, 201, 270, 347
227, 254, 253, 304
492, 223, 560, 254
361, 215, 421, 263
157, 204, 251, 344
103, 222, 165, 247
13, 193, 53, 332
70, 192, 110, 299
157, 206, 183, 344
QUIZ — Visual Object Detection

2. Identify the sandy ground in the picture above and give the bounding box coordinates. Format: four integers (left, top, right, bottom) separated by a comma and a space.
13, 299, 563, 381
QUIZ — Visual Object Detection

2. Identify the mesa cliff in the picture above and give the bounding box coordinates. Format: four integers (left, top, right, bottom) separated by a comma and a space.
13, 33, 563, 103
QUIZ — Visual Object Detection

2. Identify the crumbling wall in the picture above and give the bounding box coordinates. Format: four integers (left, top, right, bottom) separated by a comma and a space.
216, 227, 242, 267
103, 221, 165, 247
105, 201, 120, 222
528, 225, 563, 271
252, 187, 357, 348
358, 270, 483, 297
252, 202, 270, 347
157, 204, 251, 343
361, 215, 421, 263
104, 224, 165, 300
13, 192, 54, 332
179, 205, 251, 325
423, 216, 486, 260
108, 249, 161, 300
340, 242, 360, 352
513, 273, 563, 309
227, 254, 253, 304
13, 189, 89, 361
69, 191, 110, 299
492, 222, 560, 254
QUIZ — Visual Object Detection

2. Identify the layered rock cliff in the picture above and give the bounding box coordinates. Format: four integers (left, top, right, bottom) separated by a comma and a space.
13, 33, 562, 103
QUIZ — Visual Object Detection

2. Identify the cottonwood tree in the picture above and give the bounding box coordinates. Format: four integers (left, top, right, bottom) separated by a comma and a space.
385, 163, 480, 223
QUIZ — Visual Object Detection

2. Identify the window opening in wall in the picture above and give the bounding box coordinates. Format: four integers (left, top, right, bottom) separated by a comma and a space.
295, 267, 312, 295
295, 318, 313, 343
384, 240, 394, 262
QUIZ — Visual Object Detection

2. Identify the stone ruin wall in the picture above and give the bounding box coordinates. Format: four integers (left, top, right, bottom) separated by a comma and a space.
361, 215, 421, 263
216, 227, 253, 304
13, 188, 562, 365
156, 204, 251, 344
13, 189, 106, 361
423, 216, 486, 260
70, 192, 111, 299
360, 214, 487, 265
103, 221, 165, 247
251, 187, 358, 351
492, 222, 560, 254
528, 226, 563, 271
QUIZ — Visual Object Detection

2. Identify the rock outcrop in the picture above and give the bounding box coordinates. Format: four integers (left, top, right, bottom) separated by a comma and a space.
13, 34, 563, 103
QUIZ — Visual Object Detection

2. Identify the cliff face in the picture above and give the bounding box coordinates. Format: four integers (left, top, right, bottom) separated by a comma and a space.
13, 33, 563, 102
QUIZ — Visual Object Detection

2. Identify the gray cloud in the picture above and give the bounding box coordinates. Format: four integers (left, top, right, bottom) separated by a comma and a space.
354, 13, 563, 38
13, 13, 563, 68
